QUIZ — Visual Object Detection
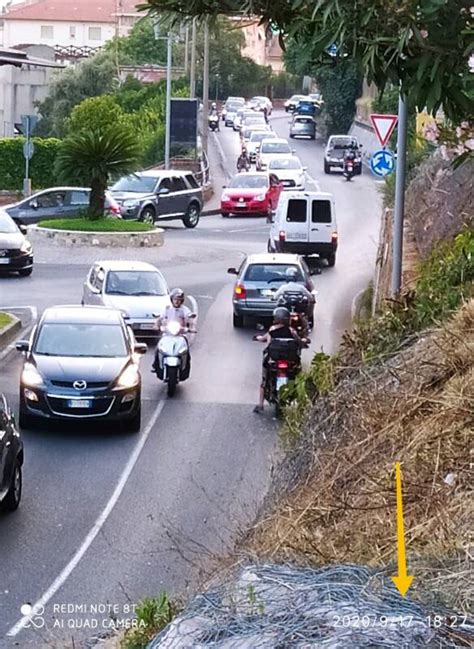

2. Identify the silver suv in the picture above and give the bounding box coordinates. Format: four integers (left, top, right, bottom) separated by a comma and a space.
109, 170, 203, 228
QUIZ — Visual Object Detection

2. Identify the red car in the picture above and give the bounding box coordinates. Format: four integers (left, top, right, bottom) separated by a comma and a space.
221, 172, 283, 218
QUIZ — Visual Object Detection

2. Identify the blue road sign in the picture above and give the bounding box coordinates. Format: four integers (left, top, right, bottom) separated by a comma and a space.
370, 149, 395, 177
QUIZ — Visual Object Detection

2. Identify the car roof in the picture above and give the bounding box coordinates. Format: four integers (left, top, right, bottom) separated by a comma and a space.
261, 138, 290, 145
41, 305, 124, 325
137, 169, 189, 178
94, 260, 161, 272
245, 253, 303, 265
269, 155, 302, 165
280, 190, 333, 200
233, 171, 270, 178
31, 186, 91, 193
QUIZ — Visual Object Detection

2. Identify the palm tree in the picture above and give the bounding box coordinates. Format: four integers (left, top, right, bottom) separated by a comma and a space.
55, 126, 140, 219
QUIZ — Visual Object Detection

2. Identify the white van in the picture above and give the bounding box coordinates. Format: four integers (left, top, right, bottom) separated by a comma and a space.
268, 191, 338, 267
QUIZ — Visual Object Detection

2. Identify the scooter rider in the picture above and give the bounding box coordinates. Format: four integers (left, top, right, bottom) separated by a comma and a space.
237, 147, 250, 172
152, 288, 196, 372
273, 267, 315, 337
253, 306, 305, 413
209, 102, 220, 131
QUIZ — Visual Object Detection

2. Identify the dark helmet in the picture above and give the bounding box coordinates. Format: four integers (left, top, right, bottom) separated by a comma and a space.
170, 287, 185, 307
273, 306, 290, 326
277, 291, 309, 311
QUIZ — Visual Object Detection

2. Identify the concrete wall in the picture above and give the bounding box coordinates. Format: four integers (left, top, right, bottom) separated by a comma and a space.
1, 18, 116, 48
0, 44, 54, 136
349, 120, 381, 167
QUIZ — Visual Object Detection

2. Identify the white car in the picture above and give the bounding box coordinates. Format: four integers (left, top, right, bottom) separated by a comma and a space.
82, 260, 170, 340
256, 138, 294, 171
253, 96, 273, 114
246, 130, 275, 162
268, 156, 307, 190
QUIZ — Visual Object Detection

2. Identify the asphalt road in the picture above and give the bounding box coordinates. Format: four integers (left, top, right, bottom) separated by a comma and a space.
0, 111, 382, 648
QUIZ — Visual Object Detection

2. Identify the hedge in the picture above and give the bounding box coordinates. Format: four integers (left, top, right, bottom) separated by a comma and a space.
0, 137, 61, 191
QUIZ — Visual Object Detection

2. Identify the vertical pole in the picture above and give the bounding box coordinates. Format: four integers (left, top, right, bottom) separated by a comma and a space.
190, 18, 197, 98
165, 32, 172, 169
23, 117, 30, 197
391, 93, 408, 297
202, 20, 209, 156
184, 25, 189, 75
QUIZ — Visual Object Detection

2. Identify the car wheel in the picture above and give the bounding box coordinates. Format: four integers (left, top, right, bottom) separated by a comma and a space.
167, 366, 178, 397
127, 405, 141, 433
289, 134, 294, 138
327, 252, 336, 267
140, 206, 156, 226
311, 135, 316, 140
18, 268, 33, 277
233, 313, 244, 328
1, 461, 22, 512
183, 203, 200, 228
324, 161, 330, 174
221, 213, 231, 218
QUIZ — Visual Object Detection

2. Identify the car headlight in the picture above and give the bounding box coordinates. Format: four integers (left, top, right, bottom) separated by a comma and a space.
21, 240, 32, 254
116, 364, 140, 388
123, 199, 140, 207
254, 194, 266, 201
21, 362, 44, 387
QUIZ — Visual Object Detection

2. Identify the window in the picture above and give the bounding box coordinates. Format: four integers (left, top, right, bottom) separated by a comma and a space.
35, 191, 66, 208
311, 200, 332, 224
286, 199, 307, 223
171, 176, 187, 192
185, 174, 199, 189
244, 264, 303, 283
69, 26, 76, 38
95, 268, 105, 292
88, 26, 102, 41
40, 25, 54, 39
70, 191, 89, 205
158, 177, 174, 193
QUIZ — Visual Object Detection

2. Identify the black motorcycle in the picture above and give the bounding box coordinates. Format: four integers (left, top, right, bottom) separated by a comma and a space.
254, 337, 303, 416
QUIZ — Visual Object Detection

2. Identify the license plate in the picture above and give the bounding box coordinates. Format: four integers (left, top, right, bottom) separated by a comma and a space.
276, 376, 288, 390
235, 203, 247, 208
286, 232, 305, 241
68, 399, 91, 408
261, 289, 275, 296
138, 323, 156, 330
0, 258, 11, 264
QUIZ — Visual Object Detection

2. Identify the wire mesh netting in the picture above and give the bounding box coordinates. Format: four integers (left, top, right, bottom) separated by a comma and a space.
148, 563, 474, 648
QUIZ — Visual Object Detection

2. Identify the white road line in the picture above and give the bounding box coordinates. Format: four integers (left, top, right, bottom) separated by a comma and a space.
7, 400, 166, 638
305, 172, 321, 191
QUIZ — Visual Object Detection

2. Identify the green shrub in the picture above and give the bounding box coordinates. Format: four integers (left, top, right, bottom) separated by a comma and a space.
0, 137, 61, 190
121, 594, 177, 649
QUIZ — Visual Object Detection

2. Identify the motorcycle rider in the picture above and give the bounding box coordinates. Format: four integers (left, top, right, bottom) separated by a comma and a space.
343, 147, 356, 176
209, 102, 220, 131
274, 267, 315, 337
253, 306, 305, 413
237, 146, 250, 172
152, 288, 196, 373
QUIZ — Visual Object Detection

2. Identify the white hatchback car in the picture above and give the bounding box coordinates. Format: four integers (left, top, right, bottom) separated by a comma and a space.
256, 138, 294, 171
268, 156, 307, 190
82, 261, 170, 340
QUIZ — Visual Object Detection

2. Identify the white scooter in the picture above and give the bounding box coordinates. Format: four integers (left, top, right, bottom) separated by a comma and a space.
153, 317, 197, 397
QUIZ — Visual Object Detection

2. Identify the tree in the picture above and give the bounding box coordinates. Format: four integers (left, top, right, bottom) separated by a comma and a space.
55, 126, 140, 218
142, 0, 472, 121
35, 53, 117, 137
66, 95, 130, 135
104, 16, 168, 65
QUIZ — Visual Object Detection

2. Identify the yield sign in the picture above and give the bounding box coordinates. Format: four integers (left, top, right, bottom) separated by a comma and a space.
370, 113, 398, 147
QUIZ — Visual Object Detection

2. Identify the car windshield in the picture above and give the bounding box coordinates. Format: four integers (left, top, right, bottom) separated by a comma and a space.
250, 132, 272, 143
261, 142, 291, 154
35, 323, 128, 357
244, 263, 304, 283
295, 117, 314, 124
229, 175, 268, 189
290, 95, 305, 101
269, 158, 302, 170
105, 270, 167, 296
331, 137, 357, 150
226, 103, 241, 112
0, 212, 19, 234
111, 174, 157, 193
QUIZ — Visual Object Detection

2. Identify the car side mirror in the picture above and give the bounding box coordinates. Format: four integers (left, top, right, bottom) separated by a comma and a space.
134, 343, 148, 355
292, 149, 296, 154
15, 340, 29, 352
227, 267, 238, 275
311, 267, 322, 275
222, 184, 227, 189
19, 224, 28, 235
303, 166, 308, 172
29, 200, 38, 209
359, 144, 363, 148
158, 187, 170, 195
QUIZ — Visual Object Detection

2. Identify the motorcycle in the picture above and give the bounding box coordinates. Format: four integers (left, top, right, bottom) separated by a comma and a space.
153, 318, 197, 397
343, 159, 355, 181
237, 155, 251, 172
209, 115, 219, 131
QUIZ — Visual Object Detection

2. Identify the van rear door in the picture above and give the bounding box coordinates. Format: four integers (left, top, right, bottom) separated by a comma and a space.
309, 197, 333, 245
283, 197, 308, 242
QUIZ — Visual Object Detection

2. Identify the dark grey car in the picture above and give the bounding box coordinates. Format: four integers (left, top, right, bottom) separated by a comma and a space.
4, 187, 120, 225
289, 115, 316, 140
109, 170, 203, 228
0, 394, 23, 513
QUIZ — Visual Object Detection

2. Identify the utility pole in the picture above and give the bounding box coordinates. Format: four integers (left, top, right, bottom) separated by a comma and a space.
184, 25, 189, 75
391, 93, 408, 297
190, 18, 197, 98
165, 32, 172, 169
201, 19, 209, 156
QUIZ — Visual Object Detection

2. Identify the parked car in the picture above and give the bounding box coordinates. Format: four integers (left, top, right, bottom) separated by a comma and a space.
4, 187, 121, 225
221, 172, 283, 218
268, 157, 307, 190
109, 170, 202, 228
246, 131, 276, 162
82, 260, 170, 340
256, 138, 294, 171
284, 94, 307, 112
268, 190, 338, 267
0, 211, 33, 276
289, 115, 316, 140
16, 305, 147, 431
0, 394, 23, 513
227, 253, 315, 327
324, 135, 362, 174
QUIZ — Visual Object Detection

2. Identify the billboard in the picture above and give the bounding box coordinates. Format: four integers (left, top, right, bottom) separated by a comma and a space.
170, 98, 198, 158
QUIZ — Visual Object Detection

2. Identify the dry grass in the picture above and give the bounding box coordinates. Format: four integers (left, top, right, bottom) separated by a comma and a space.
241, 300, 474, 613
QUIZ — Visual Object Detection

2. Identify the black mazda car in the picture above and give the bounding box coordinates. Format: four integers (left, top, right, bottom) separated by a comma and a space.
0, 211, 33, 276
16, 306, 147, 432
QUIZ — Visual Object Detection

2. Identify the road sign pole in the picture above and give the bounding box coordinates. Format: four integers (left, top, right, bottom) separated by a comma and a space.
165, 32, 172, 170
202, 19, 210, 157
391, 93, 408, 297
23, 116, 31, 197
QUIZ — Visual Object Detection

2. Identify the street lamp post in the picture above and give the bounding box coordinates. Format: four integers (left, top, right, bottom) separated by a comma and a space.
215, 73, 220, 102
153, 20, 173, 169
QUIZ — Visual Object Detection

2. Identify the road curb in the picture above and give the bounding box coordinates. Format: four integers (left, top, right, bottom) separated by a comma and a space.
27, 224, 165, 248
0, 315, 21, 352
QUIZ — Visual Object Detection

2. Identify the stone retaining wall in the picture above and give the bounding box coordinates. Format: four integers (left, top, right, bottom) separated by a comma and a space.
27, 225, 165, 248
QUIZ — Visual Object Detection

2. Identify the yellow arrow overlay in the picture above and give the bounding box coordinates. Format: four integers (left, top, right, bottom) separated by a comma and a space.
391, 462, 414, 597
